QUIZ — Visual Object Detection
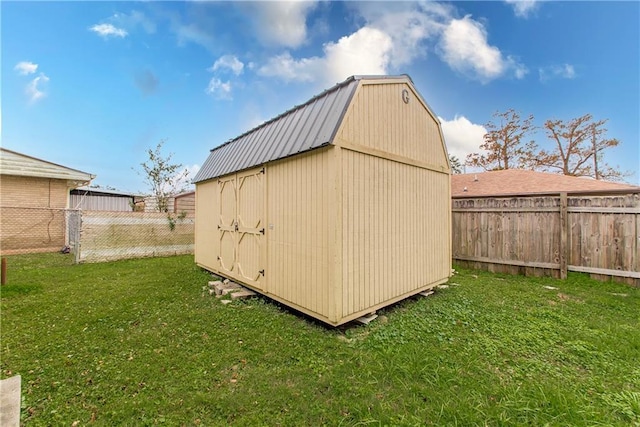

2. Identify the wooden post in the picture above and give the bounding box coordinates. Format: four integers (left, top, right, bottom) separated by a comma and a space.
1, 257, 6, 285
559, 193, 568, 279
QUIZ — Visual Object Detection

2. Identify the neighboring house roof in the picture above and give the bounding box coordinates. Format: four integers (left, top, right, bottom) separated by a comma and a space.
71, 187, 143, 198
452, 170, 640, 198
174, 190, 195, 198
0, 147, 94, 183
194, 75, 419, 183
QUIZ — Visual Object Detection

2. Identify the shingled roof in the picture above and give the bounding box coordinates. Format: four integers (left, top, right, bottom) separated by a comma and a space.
193, 75, 418, 183
452, 170, 640, 198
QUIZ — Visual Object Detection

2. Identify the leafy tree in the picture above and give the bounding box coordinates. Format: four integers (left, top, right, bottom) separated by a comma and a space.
138, 140, 190, 213
537, 114, 628, 181
449, 155, 463, 174
466, 109, 538, 171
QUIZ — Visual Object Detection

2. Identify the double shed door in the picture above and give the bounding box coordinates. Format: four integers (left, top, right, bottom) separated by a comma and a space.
218, 167, 265, 290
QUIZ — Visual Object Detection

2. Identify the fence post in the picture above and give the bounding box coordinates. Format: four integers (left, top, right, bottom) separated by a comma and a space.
559, 192, 568, 279
1, 258, 6, 285
74, 210, 82, 264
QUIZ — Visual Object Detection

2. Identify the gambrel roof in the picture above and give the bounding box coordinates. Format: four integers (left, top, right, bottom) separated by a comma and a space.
194, 75, 418, 183
0, 147, 94, 183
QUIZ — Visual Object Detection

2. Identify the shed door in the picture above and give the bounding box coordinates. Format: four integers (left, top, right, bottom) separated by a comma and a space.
236, 168, 265, 288
218, 176, 237, 276
217, 167, 265, 290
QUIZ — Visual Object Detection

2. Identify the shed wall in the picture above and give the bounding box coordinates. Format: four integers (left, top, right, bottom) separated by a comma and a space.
266, 148, 335, 322
336, 82, 448, 170
341, 149, 450, 319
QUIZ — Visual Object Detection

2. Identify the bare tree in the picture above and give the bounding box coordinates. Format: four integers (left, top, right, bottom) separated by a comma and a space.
537, 114, 628, 181
466, 109, 538, 171
138, 140, 190, 213
449, 155, 463, 174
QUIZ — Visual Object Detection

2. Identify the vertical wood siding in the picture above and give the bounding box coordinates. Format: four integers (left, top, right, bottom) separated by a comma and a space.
174, 192, 195, 216
195, 180, 219, 271
452, 197, 561, 268
341, 149, 450, 318
267, 149, 333, 321
452, 194, 639, 286
336, 82, 447, 169
568, 194, 639, 285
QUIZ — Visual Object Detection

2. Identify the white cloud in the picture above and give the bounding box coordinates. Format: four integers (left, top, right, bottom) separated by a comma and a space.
15, 61, 38, 75
206, 78, 233, 100
505, 0, 539, 18
539, 63, 576, 82
439, 115, 487, 162
90, 23, 128, 38
26, 73, 50, 103
323, 27, 393, 83
258, 52, 321, 83
210, 55, 244, 76
174, 22, 214, 49
258, 4, 527, 86
259, 27, 393, 86
350, 2, 450, 68
112, 10, 156, 34
438, 16, 527, 83
244, 1, 318, 48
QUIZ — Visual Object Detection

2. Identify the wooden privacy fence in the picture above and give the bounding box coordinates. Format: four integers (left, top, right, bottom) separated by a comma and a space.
452, 192, 639, 286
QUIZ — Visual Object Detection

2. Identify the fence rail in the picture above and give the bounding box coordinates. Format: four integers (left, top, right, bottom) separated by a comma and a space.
452, 192, 640, 286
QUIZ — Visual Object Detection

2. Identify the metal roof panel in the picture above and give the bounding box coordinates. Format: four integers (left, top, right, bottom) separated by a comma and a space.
193, 76, 361, 182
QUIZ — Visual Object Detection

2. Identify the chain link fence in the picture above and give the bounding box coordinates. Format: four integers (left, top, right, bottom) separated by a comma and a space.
0, 207, 78, 255
1, 207, 194, 262
76, 211, 194, 263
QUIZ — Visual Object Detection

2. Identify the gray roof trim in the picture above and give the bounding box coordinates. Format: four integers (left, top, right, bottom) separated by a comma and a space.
72, 186, 144, 197
194, 75, 366, 183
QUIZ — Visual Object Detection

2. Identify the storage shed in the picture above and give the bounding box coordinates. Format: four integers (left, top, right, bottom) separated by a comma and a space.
193, 75, 451, 326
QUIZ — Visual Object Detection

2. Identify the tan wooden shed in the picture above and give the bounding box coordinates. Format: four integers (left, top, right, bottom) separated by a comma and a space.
193, 75, 451, 326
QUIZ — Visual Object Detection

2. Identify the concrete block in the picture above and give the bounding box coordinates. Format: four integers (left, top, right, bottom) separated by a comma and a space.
0, 375, 21, 427
230, 290, 257, 299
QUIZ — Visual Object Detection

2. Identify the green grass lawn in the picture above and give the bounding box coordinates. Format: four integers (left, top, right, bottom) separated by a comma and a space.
1, 253, 639, 426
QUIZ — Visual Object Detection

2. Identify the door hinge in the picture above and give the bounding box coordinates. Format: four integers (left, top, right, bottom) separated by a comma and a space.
259, 228, 265, 234
259, 269, 265, 276
260, 167, 265, 174
234, 221, 239, 232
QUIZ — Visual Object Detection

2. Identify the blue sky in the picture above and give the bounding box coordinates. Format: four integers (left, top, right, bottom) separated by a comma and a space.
3, 1, 639, 192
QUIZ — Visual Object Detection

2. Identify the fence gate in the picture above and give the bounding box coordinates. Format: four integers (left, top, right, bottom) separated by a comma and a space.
65, 209, 82, 263
217, 167, 265, 290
